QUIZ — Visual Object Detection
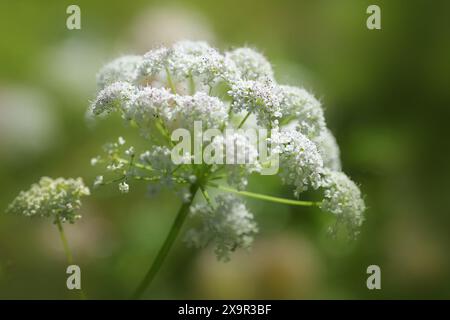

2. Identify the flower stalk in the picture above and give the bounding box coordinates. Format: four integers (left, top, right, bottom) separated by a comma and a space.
207, 182, 320, 207
56, 218, 73, 264
132, 183, 200, 299
56, 217, 87, 300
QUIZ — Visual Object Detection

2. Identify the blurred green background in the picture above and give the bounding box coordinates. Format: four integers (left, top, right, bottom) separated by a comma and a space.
1, 0, 449, 299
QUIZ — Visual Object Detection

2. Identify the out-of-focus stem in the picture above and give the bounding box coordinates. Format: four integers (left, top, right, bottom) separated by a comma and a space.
56, 218, 87, 300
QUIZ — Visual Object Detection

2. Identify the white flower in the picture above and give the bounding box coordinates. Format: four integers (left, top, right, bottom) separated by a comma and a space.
139, 41, 238, 91
273, 129, 325, 196
185, 194, 258, 261
118, 181, 130, 193
129, 86, 175, 127
118, 136, 126, 145
279, 85, 326, 138
90, 81, 138, 116
168, 40, 237, 86
225, 47, 274, 81
140, 146, 175, 174
320, 170, 365, 237
125, 146, 135, 156
228, 78, 282, 127
209, 132, 261, 190
93, 175, 104, 188
90, 156, 100, 166
138, 46, 172, 79
89, 40, 366, 252
313, 128, 341, 171
172, 92, 228, 131
97, 55, 142, 90
6, 177, 90, 223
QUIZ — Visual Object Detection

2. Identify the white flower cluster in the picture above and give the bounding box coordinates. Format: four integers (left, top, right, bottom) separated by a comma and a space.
6, 177, 90, 223
209, 132, 261, 190
91, 136, 196, 200
278, 85, 326, 138
137, 41, 237, 93
321, 170, 366, 236
228, 78, 282, 127
97, 55, 142, 90
185, 194, 258, 261
313, 128, 341, 171
272, 129, 325, 196
225, 47, 274, 81
90, 40, 366, 253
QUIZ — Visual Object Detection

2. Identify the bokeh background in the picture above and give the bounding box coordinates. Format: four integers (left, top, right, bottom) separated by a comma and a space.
1, 0, 449, 299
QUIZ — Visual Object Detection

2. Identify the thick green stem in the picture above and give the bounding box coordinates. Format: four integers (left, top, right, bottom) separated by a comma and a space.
208, 182, 320, 207
132, 184, 199, 299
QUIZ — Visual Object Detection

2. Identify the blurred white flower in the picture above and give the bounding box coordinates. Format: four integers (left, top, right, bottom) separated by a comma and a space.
0, 86, 59, 160
313, 128, 341, 171
97, 55, 142, 90
192, 234, 323, 298
128, 6, 215, 52
6, 177, 90, 224
39, 38, 107, 99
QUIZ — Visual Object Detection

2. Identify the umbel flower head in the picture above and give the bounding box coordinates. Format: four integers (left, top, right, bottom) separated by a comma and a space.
6, 177, 90, 224
185, 194, 258, 261
89, 40, 366, 260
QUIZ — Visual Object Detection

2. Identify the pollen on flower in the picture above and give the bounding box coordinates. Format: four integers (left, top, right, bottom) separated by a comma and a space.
6, 177, 90, 224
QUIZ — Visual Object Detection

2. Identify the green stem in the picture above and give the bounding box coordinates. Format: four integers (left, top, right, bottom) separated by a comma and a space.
165, 66, 177, 94
132, 184, 199, 299
237, 110, 252, 129
207, 182, 320, 207
56, 219, 73, 264
220, 101, 233, 131
200, 186, 212, 205
188, 72, 195, 95
56, 219, 87, 300
119, 157, 153, 172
